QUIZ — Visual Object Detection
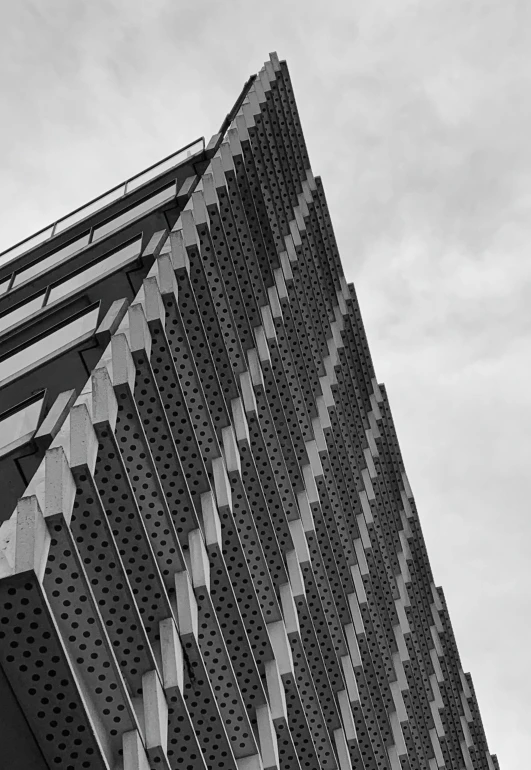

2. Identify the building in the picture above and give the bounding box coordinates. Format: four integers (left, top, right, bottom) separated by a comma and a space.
0, 54, 498, 770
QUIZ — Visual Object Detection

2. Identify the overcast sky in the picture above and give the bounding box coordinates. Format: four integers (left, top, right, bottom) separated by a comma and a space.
0, 1, 529, 766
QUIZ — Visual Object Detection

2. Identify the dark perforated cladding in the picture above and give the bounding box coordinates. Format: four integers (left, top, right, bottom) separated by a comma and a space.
0, 54, 497, 770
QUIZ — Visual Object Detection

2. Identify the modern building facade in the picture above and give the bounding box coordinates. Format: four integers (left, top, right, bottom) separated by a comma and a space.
0, 54, 498, 770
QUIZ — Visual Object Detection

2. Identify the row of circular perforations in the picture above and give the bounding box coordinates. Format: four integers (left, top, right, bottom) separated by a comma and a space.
465, 672, 491, 759
193, 585, 258, 758
205, 542, 267, 720
270, 319, 313, 442
207, 542, 272, 665
137, 202, 318, 760
321, 429, 360, 544
131, 346, 201, 542
43, 515, 135, 763
323, 370, 413, 770
211, 171, 264, 327
114, 306, 279, 761
259, 362, 305, 491
147, 318, 212, 506
258, 73, 300, 215
302, 552, 347, 692
302, 201, 338, 314
92, 424, 171, 665
247, 73, 335, 353
330, 383, 365, 478
165, 686, 208, 770
404, 629, 435, 705
337, 344, 370, 430
246, 144, 404, 768
177, 228, 240, 403
362, 561, 399, 682
287, 633, 336, 769
240, 408, 297, 576
401, 675, 433, 755
186, 159, 362, 760
252, 392, 300, 520
343, 315, 374, 415
202, 195, 256, 350
356, 632, 394, 744
334, 368, 367, 466
245, 66, 404, 760
330, 287, 454, 770
222, 138, 274, 291
261, 68, 311, 226
112, 302, 264, 765
69, 461, 155, 696
159, 292, 224, 462
289, 258, 325, 377
365, 542, 399, 627
244, 93, 286, 253
282, 674, 324, 770
215, 482, 281, 660
276, 296, 319, 418
266, 336, 310, 465
291, 237, 330, 362
284, 154, 456, 768
284, 280, 321, 398
270, 70, 307, 191
353, 658, 392, 768
301, 179, 342, 296
237, 439, 290, 586
226, 468, 280, 624
114, 385, 185, 588
310, 483, 352, 623
332, 284, 474, 764
404, 594, 436, 681
228, 140, 278, 287
317, 460, 357, 577
254, 61, 478, 768
0, 577, 108, 769
272, 716, 304, 770
195, 220, 246, 376
302, 532, 347, 674
312, 178, 345, 286
293, 595, 340, 729
179, 632, 240, 770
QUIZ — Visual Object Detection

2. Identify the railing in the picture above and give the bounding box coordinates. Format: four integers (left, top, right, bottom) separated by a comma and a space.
0, 137, 205, 269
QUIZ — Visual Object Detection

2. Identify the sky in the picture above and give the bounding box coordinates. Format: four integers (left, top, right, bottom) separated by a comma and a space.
0, 1, 529, 765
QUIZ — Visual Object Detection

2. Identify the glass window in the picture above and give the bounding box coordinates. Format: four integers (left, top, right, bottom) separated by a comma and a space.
0, 292, 46, 336
0, 278, 10, 295
0, 226, 53, 269
0, 395, 44, 457
13, 232, 91, 288
126, 139, 204, 193
0, 306, 99, 386
54, 186, 125, 234
93, 184, 175, 242
47, 238, 142, 305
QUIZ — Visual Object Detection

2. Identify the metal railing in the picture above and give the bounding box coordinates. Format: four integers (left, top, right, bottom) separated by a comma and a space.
0, 137, 205, 269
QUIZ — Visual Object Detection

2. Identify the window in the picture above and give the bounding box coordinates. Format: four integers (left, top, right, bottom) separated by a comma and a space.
0, 306, 99, 386
92, 184, 175, 241
0, 226, 53, 268
13, 232, 91, 288
0, 394, 45, 457
0, 292, 46, 336
46, 238, 142, 305
125, 139, 204, 192
54, 188, 124, 234
0, 278, 10, 295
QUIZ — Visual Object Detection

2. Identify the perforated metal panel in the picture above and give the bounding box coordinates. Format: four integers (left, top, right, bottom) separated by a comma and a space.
0, 52, 498, 770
